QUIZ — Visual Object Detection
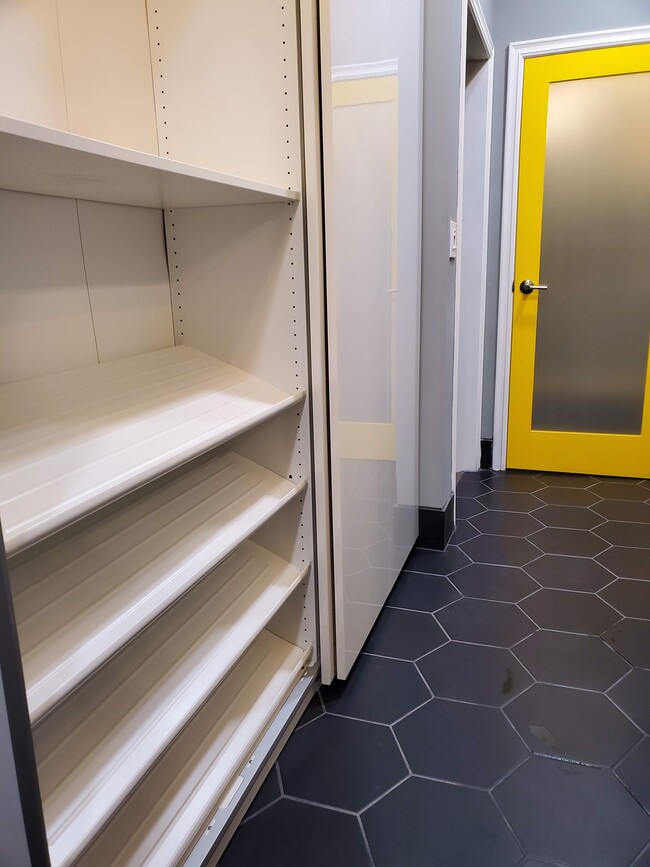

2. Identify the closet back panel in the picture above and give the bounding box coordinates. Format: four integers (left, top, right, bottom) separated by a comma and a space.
0, 190, 174, 384
0, 190, 97, 383
166, 202, 307, 396
0, 0, 158, 153
0, 0, 67, 129
77, 202, 174, 362
147, 0, 303, 189
56, 0, 159, 152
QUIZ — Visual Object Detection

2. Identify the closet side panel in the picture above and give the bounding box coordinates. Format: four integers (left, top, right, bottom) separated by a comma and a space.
77, 201, 174, 363
0, 191, 98, 384
0, 0, 68, 128
146, 0, 302, 190
56, 0, 159, 153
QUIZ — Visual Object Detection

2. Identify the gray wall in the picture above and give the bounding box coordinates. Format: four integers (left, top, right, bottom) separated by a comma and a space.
419, 0, 464, 509
481, 0, 650, 438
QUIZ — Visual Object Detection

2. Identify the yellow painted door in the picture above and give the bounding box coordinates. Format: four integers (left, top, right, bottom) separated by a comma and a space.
507, 44, 650, 478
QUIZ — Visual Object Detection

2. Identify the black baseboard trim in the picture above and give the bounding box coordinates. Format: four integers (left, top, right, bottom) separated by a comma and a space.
480, 439, 493, 470
417, 497, 455, 551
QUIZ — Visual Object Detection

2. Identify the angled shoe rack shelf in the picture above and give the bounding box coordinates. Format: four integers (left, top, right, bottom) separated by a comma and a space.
0, 2, 322, 866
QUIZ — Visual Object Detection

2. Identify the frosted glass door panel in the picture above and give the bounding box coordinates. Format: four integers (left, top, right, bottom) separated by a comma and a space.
532, 72, 650, 434
325, 0, 422, 677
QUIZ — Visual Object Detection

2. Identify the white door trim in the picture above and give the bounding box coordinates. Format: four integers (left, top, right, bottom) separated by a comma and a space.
492, 25, 650, 470
452, 0, 494, 482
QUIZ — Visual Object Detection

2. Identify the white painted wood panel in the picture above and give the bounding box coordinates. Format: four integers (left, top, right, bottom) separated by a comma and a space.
77, 201, 174, 362
33, 546, 308, 867
56, 0, 158, 153
0, 190, 97, 385
12, 451, 306, 721
0, 0, 67, 129
146, 0, 302, 190
0, 117, 298, 208
75, 631, 308, 867
166, 202, 308, 395
0, 346, 306, 554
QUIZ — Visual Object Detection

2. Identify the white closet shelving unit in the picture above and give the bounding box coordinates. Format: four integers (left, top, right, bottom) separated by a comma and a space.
0, 2, 327, 865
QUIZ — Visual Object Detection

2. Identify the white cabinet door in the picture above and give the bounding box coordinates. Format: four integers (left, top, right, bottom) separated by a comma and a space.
322, 0, 424, 678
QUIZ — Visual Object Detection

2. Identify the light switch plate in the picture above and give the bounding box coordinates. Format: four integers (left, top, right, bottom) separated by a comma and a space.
449, 220, 458, 259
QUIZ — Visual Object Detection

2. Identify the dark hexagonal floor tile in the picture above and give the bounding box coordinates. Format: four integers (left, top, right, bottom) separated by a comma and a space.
386, 571, 460, 613
486, 474, 545, 493
461, 534, 541, 566
448, 519, 480, 544
592, 500, 650, 523
362, 777, 522, 867
279, 715, 406, 811
616, 737, 650, 812
296, 693, 324, 728
364, 607, 447, 660
594, 521, 650, 549
395, 698, 528, 787
536, 473, 596, 488
244, 765, 281, 818
436, 598, 536, 646
533, 504, 604, 530
535, 487, 601, 507
478, 490, 543, 512
456, 497, 486, 519
403, 546, 471, 576
597, 547, 650, 581
528, 527, 609, 557
451, 563, 538, 602
633, 845, 650, 867
513, 631, 630, 691
418, 642, 533, 706
470, 510, 543, 537
457, 478, 491, 497
599, 579, 650, 619
505, 683, 641, 766
608, 669, 650, 733
603, 619, 650, 668
519, 589, 619, 635
462, 470, 496, 482
220, 799, 372, 867
494, 756, 650, 867
322, 654, 429, 724
524, 554, 614, 592
590, 482, 649, 501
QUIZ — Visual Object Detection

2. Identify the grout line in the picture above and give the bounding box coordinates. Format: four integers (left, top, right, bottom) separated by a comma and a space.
281, 794, 358, 816
358, 774, 411, 814
489, 788, 528, 859
357, 814, 377, 867
390, 695, 435, 727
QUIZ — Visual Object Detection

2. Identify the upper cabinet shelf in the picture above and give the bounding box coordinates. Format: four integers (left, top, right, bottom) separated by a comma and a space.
0, 346, 305, 555
0, 116, 299, 209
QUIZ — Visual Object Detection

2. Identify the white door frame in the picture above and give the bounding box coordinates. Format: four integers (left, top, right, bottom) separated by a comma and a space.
492, 25, 650, 470
452, 0, 494, 479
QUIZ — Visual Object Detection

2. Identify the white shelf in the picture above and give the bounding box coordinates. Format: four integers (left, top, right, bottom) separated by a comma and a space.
73, 630, 308, 867
13, 451, 306, 722
0, 116, 299, 208
0, 345, 305, 555
34, 550, 309, 867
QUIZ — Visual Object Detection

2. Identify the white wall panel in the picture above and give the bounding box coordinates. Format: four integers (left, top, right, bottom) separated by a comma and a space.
77, 201, 174, 362
0, 191, 97, 384
56, 0, 158, 153
0, 0, 68, 128
146, 0, 302, 190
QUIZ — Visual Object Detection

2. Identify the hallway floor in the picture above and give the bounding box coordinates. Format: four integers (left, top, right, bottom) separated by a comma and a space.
220, 470, 650, 867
